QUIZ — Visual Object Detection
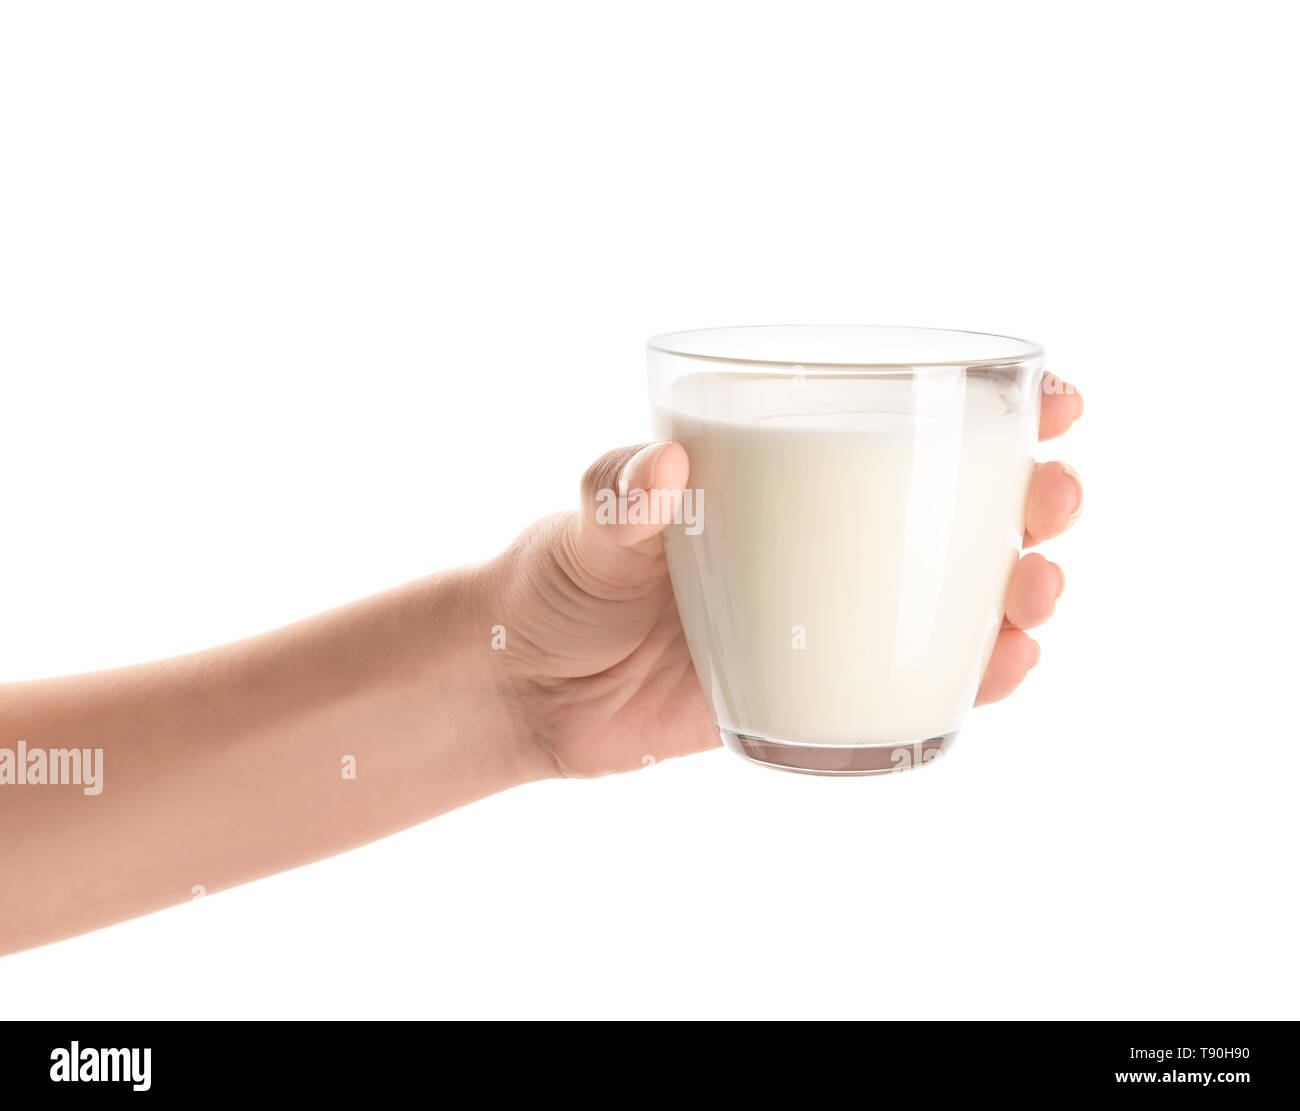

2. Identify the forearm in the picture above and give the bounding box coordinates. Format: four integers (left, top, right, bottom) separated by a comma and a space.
0, 562, 547, 956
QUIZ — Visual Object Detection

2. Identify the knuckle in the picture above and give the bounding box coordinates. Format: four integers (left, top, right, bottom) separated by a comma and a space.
580, 446, 643, 503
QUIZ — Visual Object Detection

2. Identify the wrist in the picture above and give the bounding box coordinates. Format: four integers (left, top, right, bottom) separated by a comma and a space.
427, 560, 560, 787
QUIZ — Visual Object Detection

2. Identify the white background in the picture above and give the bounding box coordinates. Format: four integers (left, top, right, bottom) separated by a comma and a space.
2, 1, 1296, 1019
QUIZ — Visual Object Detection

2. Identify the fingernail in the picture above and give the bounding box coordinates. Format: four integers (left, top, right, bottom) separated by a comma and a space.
1062, 463, 1084, 524
1029, 640, 1042, 669
1051, 561, 1065, 598
621, 441, 670, 493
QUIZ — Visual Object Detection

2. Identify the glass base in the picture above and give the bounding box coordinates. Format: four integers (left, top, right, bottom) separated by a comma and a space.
719, 728, 956, 776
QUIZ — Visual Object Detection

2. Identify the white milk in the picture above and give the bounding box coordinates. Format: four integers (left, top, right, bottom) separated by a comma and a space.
654, 370, 1036, 747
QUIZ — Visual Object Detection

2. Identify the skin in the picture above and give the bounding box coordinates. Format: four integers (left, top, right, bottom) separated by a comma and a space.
0, 379, 1083, 955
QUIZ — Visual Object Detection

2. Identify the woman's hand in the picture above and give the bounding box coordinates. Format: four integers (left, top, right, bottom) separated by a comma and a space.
489, 376, 1084, 778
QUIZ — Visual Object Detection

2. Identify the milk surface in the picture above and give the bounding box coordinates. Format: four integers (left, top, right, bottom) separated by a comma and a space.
654, 371, 1036, 747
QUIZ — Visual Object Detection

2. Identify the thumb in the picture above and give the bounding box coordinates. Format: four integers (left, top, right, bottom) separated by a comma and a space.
571, 440, 691, 579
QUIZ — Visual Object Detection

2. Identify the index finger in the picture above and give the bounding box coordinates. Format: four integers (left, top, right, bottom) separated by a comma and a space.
1039, 374, 1084, 441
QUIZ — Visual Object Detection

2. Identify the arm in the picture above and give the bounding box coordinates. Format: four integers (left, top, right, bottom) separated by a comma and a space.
0, 563, 544, 955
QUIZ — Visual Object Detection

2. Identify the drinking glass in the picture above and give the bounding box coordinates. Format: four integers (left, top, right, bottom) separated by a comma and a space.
647, 325, 1043, 775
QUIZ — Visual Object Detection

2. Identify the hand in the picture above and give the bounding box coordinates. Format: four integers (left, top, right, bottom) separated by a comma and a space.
489, 377, 1084, 778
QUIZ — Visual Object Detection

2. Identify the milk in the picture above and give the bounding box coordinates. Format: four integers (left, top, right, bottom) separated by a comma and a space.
654, 370, 1036, 749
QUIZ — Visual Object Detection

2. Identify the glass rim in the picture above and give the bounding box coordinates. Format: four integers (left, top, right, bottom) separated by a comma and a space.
646, 324, 1044, 370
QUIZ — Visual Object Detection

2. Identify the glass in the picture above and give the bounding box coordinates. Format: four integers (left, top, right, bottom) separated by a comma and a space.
647, 325, 1043, 775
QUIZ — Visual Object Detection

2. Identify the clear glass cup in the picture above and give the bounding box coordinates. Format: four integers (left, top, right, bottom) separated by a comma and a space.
647, 325, 1044, 775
